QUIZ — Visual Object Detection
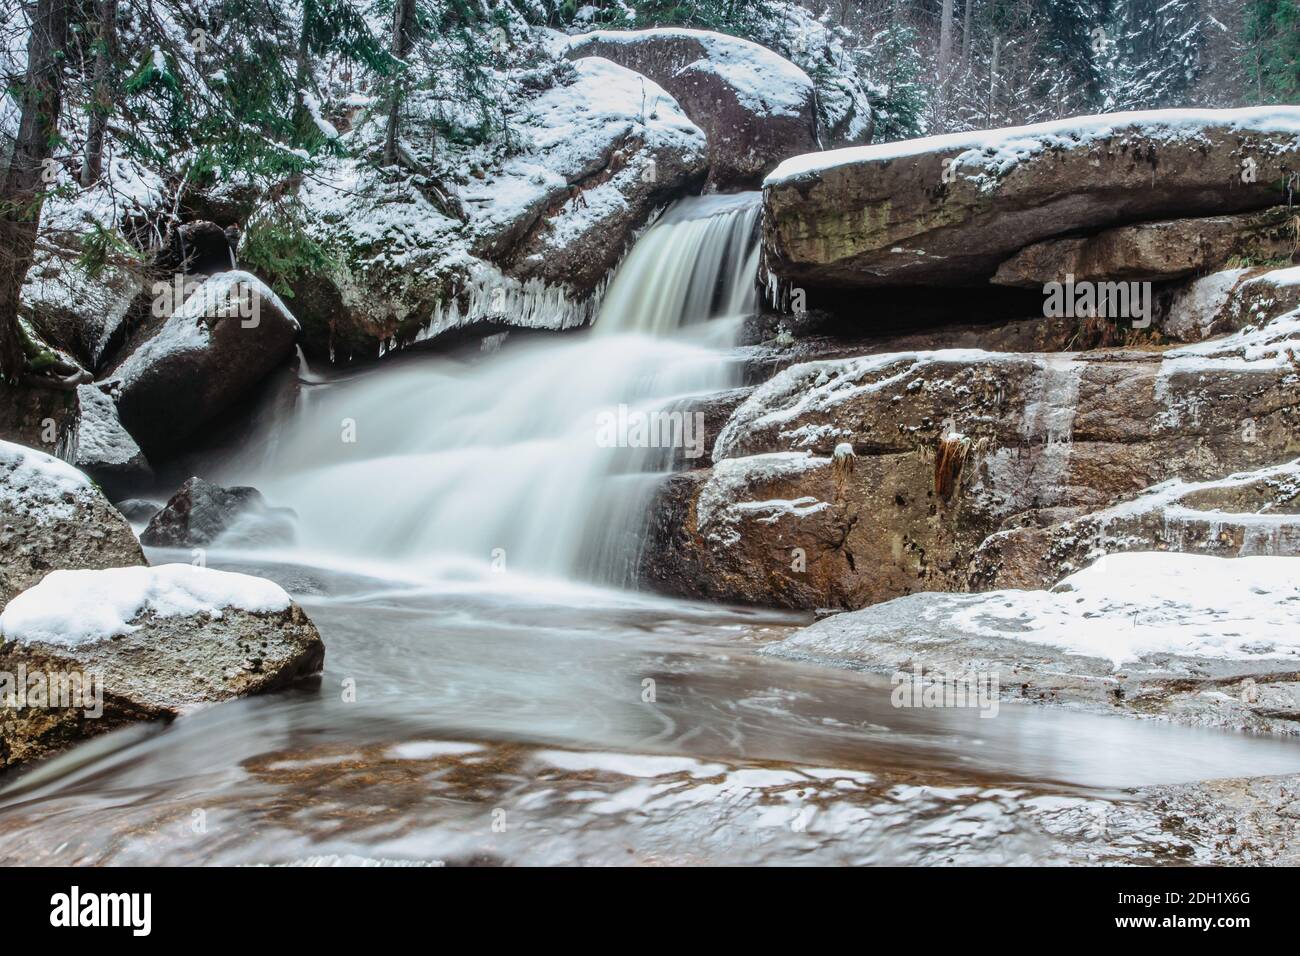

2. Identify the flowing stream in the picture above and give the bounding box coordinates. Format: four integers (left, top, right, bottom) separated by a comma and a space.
3, 194, 1299, 865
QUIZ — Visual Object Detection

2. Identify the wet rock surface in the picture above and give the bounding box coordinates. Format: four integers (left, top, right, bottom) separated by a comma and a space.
142, 476, 296, 548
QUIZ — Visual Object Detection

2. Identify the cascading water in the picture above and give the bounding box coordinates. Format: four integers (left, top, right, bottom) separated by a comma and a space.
229, 193, 762, 585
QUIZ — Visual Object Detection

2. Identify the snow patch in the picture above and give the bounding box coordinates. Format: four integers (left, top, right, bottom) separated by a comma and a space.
0, 564, 293, 647
947, 552, 1300, 667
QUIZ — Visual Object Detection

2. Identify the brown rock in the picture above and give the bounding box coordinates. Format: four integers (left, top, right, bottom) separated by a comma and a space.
640, 329, 1300, 609
763, 109, 1300, 289
992, 207, 1299, 287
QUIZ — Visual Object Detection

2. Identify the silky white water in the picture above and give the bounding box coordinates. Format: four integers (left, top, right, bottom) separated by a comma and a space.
229, 193, 762, 584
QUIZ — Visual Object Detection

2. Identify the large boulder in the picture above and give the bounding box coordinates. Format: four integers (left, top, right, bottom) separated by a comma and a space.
763, 107, 1300, 289
991, 207, 1298, 287
0, 564, 324, 770
765, 552, 1300, 735
109, 271, 299, 456
71, 383, 151, 497
141, 476, 296, 548
0, 440, 145, 611
640, 308, 1300, 609
567, 29, 818, 191
286, 56, 708, 361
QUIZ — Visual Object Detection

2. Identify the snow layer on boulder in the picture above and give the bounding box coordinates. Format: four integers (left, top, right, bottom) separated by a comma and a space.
777, 552, 1300, 669
568, 29, 814, 119
73, 385, 145, 471
765, 106, 1300, 186
0, 438, 93, 519
461, 56, 705, 241
0, 564, 293, 647
114, 270, 298, 389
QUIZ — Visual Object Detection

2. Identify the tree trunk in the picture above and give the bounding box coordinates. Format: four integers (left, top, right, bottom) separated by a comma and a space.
293, 0, 312, 128
382, 0, 415, 167
80, 0, 116, 187
961, 0, 973, 75
938, 0, 955, 77
987, 34, 1000, 126
1, 0, 72, 382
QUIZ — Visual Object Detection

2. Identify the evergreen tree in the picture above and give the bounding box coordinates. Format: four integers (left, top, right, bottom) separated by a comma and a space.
1242, 0, 1299, 102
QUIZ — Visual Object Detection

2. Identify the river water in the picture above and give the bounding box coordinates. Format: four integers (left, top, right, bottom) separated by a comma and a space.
2, 195, 1298, 865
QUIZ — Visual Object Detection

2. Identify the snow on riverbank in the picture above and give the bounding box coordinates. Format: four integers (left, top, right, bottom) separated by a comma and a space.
777, 552, 1300, 670
0, 564, 292, 647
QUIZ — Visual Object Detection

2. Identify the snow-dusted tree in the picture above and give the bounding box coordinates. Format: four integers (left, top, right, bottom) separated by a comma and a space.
81, 0, 118, 186
1101, 0, 1206, 110
0, 0, 71, 383
1242, 0, 1299, 103
383, 0, 416, 165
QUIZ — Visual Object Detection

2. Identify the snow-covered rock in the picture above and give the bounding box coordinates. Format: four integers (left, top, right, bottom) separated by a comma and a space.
641, 338, 1300, 610
971, 458, 1300, 591
72, 384, 151, 495
0, 440, 145, 611
1164, 266, 1300, 342
285, 56, 708, 362
19, 155, 163, 369
568, 28, 817, 190
0, 563, 324, 771
765, 552, 1300, 733
465, 56, 708, 291
763, 107, 1300, 289
110, 271, 299, 456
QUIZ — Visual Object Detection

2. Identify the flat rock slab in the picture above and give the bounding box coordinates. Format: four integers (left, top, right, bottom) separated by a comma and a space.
765, 553, 1300, 735
992, 207, 1298, 287
763, 107, 1300, 288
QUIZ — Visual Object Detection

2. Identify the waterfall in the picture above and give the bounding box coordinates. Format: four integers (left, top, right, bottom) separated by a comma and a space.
232, 193, 762, 585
